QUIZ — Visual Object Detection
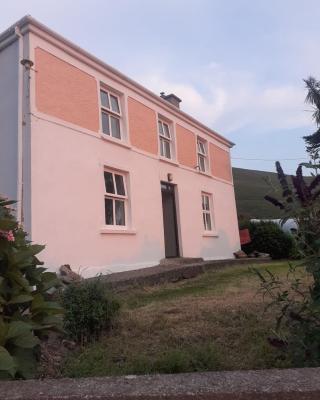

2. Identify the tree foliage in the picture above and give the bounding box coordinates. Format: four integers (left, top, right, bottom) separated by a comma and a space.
0, 197, 63, 379
303, 77, 320, 172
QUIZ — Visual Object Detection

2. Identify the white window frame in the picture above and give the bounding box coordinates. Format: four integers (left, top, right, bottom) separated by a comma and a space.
100, 88, 122, 140
197, 137, 208, 173
158, 119, 172, 159
201, 193, 214, 232
104, 169, 128, 228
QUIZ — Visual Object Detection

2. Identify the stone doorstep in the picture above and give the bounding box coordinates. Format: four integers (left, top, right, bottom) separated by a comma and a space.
1, 368, 320, 400
97, 257, 272, 290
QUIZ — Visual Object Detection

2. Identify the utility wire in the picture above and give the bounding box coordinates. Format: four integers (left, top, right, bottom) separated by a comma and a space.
232, 157, 308, 161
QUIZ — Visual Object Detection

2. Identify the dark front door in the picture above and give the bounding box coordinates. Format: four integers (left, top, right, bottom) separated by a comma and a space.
161, 182, 179, 258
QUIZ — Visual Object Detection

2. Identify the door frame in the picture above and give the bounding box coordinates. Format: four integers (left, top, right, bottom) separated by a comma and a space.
160, 181, 180, 258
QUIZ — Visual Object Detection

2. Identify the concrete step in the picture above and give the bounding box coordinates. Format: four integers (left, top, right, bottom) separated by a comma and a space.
159, 257, 204, 266
97, 257, 272, 291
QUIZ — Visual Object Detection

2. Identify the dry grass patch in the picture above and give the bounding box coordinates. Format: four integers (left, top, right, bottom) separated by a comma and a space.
62, 261, 298, 377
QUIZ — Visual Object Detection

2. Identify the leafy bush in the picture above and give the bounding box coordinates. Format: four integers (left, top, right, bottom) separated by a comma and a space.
0, 197, 63, 379
255, 264, 320, 367
255, 155, 320, 366
62, 279, 120, 344
242, 221, 294, 259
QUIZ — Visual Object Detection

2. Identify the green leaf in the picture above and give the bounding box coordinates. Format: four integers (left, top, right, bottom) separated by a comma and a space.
13, 245, 45, 265
0, 199, 16, 207
8, 294, 33, 304
7, 321, 33, 339
0, 218, 16, 230
12, 331, 40, 349
0, 320, 8, 346
32, 300, 64, 315
31, 293, 44, 310
7, 271, 32, 292
300, 162, 320, 169
12, 347, 37, 379
42, 315, 63, 326
0, 346, 16, 377
31, 294, 63, 313
40, 272, 61, 291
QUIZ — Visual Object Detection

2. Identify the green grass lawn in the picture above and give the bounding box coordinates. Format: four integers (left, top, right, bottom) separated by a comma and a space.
62, 261, 301, 377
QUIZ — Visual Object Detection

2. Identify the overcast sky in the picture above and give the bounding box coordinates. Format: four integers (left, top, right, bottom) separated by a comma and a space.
1, 0, 319, 173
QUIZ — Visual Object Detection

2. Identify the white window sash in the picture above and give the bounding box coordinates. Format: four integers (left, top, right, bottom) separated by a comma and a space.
158, 121, 171, 139
203, 212, 212, 231
101, 112, 121, 138
198, 154, 206, 172
104, 193, 128, 200
197, 138, 207, 171
104, 171, 128, 227
100, 89, 122, 139
160, 138, 171, 158
202, 194, 213, 231
100, 89, 121, 116
104, 171, 127, 196
197, 140, 207, 155
101, 105, 121, 118
158, 120, 172, 159
105, 196, 127, 227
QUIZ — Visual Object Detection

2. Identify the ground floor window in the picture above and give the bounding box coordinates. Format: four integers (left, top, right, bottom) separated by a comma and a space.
202, 193, 213, 231
104, 170, 127, 227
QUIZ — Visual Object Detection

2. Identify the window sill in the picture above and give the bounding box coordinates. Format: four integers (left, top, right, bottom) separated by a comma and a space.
100, 133, 132, 149
202, 231, 218, 237
100, 227, 137, 235
198, 170, 212, 178
159, 156, 179, 167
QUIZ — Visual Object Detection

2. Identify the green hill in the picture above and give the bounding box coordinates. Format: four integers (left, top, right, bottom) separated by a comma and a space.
232, 167, 287, 219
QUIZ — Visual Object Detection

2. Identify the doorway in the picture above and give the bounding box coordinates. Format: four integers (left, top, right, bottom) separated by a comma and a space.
161, 182, 180, 258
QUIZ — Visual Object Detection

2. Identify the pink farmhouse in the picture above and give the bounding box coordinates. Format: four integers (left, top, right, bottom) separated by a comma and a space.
0, 16, 240, 277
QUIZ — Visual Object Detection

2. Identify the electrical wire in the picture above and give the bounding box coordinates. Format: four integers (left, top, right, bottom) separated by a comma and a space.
232, 157, 308, 161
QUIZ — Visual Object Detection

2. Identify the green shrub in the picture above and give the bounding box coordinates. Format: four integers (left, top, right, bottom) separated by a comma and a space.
62, 279, 120, 344
242, 221, 294, 259
62, 342, 220, 377
0, 197, 63, 379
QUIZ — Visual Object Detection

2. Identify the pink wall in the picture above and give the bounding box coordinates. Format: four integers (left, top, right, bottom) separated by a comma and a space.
25, 30, 240, 276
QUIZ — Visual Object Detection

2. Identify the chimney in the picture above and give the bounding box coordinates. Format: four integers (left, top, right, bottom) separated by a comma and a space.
160, 92, 182, 109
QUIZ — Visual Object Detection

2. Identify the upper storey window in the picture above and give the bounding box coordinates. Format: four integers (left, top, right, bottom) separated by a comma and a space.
158, 120, 172, 159
100, 89, 122, 139
197, 137, 208, 173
